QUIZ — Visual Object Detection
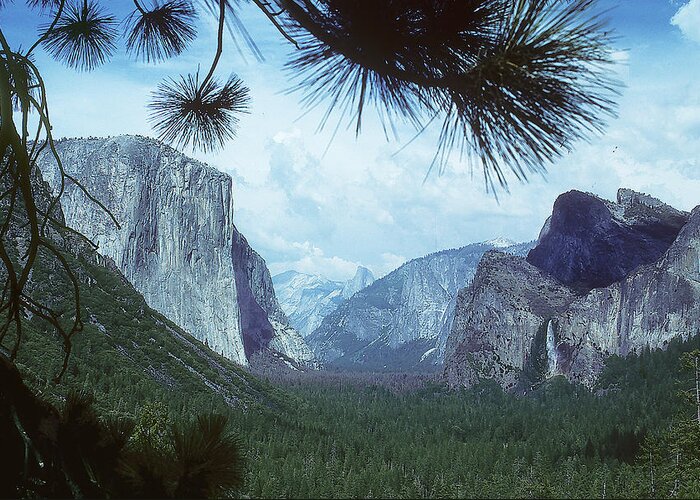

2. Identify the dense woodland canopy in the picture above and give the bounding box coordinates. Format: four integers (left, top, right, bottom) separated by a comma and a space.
3, 235, 700, 497
6, 286, 700, 497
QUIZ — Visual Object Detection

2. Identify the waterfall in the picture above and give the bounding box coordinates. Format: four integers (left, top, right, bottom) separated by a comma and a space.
546, 320, 558, 376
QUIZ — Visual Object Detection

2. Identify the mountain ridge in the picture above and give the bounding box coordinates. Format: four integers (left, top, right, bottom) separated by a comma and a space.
273, 266, 375, 338
36, 135, 315, 369
308, 240, 534, 371
527, 188, 689, 290
444, 188, 700, 390
1, 160, 282, 413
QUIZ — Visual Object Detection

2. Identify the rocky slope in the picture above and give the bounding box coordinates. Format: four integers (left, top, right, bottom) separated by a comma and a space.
272, 266, 375, 337
1, 163, 292, 498
444, 189, 699, 390
1, 163, 280, 412
308, 240, 533, 371
443, 251, 581, 391
527, 189, 689, 289
36, 135, 315, 368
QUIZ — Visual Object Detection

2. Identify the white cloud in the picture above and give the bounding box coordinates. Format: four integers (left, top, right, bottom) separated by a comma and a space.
231, 63, 700, 279
672, 0, 700, 43
267, 239, 366, 281
611, 50, 630, 63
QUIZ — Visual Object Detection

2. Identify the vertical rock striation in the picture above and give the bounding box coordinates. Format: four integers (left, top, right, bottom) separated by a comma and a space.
445, 189, 699, 390
443, 251, 580, 391
231, 229, 316, 366
36, 135, 315, 367
341, 266, 375, 299
551, 203, 700, 386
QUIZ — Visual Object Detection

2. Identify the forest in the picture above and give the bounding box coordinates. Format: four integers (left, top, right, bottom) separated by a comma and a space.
240, 336, 700, 498
7, 289, 700, 498
2, 237, 698, 497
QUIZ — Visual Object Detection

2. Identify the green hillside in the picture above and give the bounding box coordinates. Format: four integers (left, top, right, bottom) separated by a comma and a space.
0, 174, 284, 418
8, 244, 286, 417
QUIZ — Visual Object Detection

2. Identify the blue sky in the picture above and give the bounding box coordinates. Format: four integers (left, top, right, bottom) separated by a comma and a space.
2, 1, 700, 280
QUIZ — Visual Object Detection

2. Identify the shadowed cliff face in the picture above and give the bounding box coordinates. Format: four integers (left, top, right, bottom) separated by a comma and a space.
35, 135, 315, 368
231, 228, 276, 358
232, 228, 317, 367
445, 189, 700, 392
526, 189, 689, 290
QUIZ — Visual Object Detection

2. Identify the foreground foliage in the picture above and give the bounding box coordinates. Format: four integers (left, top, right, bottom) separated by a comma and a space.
0, 358, 244, 498
8, 317, 700, 498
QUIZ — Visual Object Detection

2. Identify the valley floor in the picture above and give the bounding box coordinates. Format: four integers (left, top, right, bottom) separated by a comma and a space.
6, 323, 700, 498
236, 335, 700, 498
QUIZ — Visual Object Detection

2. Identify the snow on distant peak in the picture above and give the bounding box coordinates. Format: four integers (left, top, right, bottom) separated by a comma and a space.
273, 266, 374, 337
483, 237, 516, 248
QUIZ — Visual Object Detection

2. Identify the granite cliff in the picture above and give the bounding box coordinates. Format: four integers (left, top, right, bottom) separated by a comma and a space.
36, 135, 315, 368
443, 251, 580, 391
1, 159, 280, 410
444, 189, 698, 390
308, 240, 533, 371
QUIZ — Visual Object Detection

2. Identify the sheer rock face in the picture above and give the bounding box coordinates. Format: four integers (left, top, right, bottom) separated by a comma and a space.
445, 190, 700, 391
307, 241, 533, 371
443, 251, 580, 391
272, 266, 375, 338
341, 267, 375, 299
37, 135, 315, 367
552, 205, 700, 387
273, 272, 345, 338
526, 189, 689, 289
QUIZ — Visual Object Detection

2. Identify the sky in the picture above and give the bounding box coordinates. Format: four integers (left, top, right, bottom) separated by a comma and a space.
2, 0, 699, 280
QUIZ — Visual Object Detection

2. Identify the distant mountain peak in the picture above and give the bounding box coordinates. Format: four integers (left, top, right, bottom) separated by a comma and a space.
307, 241, 534, 371
341, 266, 375, 299
355, 265, 373, 275
273, 266, 375, 338
483, 237, 516, 248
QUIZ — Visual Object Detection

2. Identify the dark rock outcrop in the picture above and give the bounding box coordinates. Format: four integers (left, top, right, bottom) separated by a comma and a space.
526, 189, 689, 290
445, 189, 700, 390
